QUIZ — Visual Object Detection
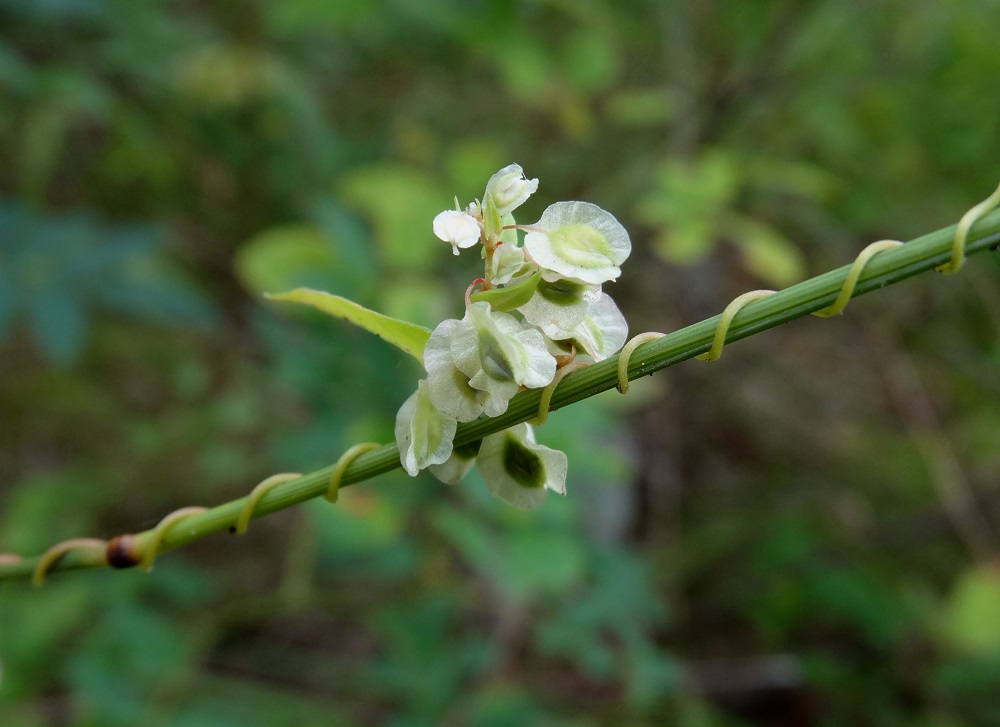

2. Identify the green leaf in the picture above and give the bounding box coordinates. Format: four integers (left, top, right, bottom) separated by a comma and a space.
265, 287, 431, 362
941, 565, 1000, 655
728, 216, 806, 288
339, 164, 448, 269
482, 192, 502, 241
234, 224, 339, 295
469, 271, 540, 312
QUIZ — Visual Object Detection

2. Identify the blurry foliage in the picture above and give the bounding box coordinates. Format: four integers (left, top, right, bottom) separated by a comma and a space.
2, 1, 1000, 725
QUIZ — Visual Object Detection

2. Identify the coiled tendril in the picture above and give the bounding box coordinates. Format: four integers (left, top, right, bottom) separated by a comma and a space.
615, 183, 1000, 393
139, 506, 208, 571
23, 182, 1000, 585
326, 443, 381, 503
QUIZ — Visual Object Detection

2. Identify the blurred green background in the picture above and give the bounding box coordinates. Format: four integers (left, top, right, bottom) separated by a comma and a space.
3, 1, 1000, 725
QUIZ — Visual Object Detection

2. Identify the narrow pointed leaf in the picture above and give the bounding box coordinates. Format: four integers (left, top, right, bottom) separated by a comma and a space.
266, 287, 431, 362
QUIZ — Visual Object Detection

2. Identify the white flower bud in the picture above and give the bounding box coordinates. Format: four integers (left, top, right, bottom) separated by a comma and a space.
484, 164, 539, 216
432, 210, 481, 255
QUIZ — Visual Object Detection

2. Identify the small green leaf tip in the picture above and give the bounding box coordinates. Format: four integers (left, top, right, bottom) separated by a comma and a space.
265, 288, 431, 362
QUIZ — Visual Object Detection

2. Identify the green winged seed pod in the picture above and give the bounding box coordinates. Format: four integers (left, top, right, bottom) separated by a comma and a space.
395, 380, 458, 476
429, 438, 482, 485
558, 292, 629, 361
424, 319, 486, 422
449, 302, 556, 416
477, 423, 568, 508
490, 236, 528, 285
518, 278, 602, 340
524, 201, 631, 284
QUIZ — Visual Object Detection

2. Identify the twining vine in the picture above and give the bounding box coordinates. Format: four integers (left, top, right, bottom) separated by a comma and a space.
3, 178, 1000, 585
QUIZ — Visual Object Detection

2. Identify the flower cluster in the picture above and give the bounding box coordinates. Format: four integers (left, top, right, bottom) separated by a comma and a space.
395, 164, 630, 508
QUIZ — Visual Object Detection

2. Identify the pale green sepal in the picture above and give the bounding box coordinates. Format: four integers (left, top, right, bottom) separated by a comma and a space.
518, 278, 600, 336
266, 288, 431, 363
424, 319, 484, 422
477, 423, 567, 509
490, 232, 526, 285
500, 212, 518, 247
524, 201, 631, 284
429, 438, 482, 485
470, 270, 540, 312
451, 302, 556, 392
483, 192, 503, 243
394, 380, 458, 477
483, 164, 538, 216
565, 292, 628, 361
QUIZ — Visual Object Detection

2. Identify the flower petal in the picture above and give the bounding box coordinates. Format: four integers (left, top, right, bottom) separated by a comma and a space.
433, 210, 481, 254
451, 302, 555, 391
429, 438, 482, 485
518, 277, 601, 338
490, 239, 527, 286
484, 163, 539, 216
477, 423, 568, 508
394, 380, 457, 476
524, 201, 631, 284
565, 292, 628, 361
424, 318, 484, 422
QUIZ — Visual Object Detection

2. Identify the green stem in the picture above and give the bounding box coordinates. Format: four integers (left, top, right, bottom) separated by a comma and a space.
3, 209, 1000, 584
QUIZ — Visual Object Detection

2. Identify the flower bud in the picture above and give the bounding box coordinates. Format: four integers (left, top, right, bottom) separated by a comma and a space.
484, 164, 539, 216
432, 210, 481, 254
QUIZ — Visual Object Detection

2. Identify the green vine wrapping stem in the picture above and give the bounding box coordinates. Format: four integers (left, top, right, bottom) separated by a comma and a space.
3, 204, 1000, 585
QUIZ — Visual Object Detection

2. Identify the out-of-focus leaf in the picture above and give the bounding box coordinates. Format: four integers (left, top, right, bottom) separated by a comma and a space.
562, 28, 620, 93
263, 0, 379, 35
0, 271, 15, 340
0, 583, 95, 699
430, 505, 502, 578
28, 287, 87, 366
941, 565, 1000, 655
235, 224, 341, 295
727, 216, 807, 288
503, 529, 586, 601
606, 88, 677, 127
380, 277, 448, 330
446, 139, 507, 196
266, 287, 431, 362
339, 164, 449, 269
625, 641, 681, 709
65, 605, 191, 726
173, 45, 282, 106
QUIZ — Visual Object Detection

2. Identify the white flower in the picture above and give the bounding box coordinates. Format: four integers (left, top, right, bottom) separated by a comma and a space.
450, 302, 556, 416
477, 423, 567, 508
424, 319, 486, 422
429, 439, 481, 485
394, 380, 457, 476
524, 201, 631, 284
490, 239, 527, 285
484, 164, 539, 216
433, 209, 481, 255
517, 278, 601, 339
559, 292, 628, 361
